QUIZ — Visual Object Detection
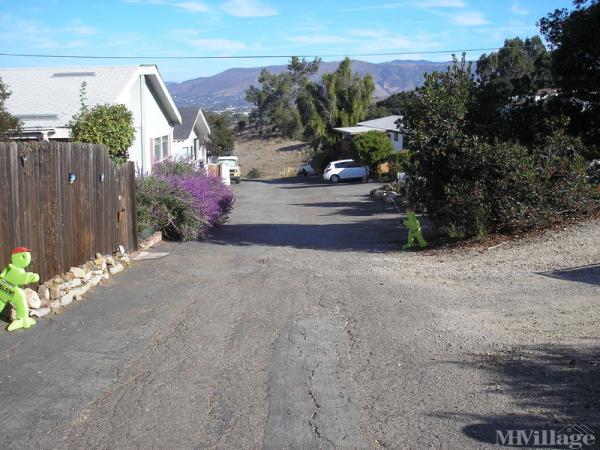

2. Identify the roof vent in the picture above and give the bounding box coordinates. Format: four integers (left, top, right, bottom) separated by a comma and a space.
51, 72, 96, 78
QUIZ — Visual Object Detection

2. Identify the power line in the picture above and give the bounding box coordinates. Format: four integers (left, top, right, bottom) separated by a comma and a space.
0, 45, 543, 61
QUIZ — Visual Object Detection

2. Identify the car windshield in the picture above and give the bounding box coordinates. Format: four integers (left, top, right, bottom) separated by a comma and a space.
219, 159, 238, 167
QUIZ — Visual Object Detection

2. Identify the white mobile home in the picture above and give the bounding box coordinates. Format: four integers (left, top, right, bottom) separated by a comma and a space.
172, 107, 211, 164
333, 115, 404, 152
0, 65, 181, 174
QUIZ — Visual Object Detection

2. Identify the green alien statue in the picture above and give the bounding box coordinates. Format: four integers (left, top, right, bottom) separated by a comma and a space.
0, 247, 39, 331
403, 210, 428, 250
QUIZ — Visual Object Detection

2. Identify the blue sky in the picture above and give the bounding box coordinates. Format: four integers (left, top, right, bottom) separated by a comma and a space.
0, 0, 573, 82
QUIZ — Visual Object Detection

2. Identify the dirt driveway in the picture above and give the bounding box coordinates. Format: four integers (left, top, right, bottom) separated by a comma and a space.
1, 177, 598, 449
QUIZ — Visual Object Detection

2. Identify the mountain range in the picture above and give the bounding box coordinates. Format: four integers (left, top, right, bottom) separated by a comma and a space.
166, 59, 452, 111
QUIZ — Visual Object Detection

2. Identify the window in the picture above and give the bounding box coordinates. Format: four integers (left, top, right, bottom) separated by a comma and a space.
153, 138, 161, 161
219, 159, 238, 168
162, 135, 169, 159
153, 135, 170, 162
394, 133, 399, 142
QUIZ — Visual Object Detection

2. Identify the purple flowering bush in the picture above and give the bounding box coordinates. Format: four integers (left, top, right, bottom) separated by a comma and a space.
137, 161, 234, 241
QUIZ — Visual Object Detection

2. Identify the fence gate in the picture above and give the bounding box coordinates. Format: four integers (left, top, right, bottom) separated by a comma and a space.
0, 142, 138, 282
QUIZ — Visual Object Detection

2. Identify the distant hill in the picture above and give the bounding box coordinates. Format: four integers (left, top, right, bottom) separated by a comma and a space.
166, 59, 451, 111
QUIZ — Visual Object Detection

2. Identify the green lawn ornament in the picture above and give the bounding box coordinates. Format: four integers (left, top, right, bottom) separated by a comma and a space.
0, 247, 39, 331
403, 210, 428, 250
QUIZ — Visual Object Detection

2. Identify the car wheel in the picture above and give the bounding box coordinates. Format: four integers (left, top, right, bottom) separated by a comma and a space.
330, 174, 340, 184
236, 178, 241, 184
301, 169, 307, 176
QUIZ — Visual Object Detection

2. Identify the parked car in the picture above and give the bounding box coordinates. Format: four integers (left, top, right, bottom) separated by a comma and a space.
217, 156, 241, 184
323, 159, 369, 183
298, 160, 317, 176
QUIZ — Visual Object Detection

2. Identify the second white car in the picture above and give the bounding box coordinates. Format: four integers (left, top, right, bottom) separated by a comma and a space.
323, 159, 369, 183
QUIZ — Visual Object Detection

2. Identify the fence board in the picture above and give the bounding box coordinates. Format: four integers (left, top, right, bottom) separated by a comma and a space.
0, 142, 137, 282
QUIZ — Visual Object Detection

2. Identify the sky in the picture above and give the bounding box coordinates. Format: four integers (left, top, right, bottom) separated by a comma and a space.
0, 0, 574, 82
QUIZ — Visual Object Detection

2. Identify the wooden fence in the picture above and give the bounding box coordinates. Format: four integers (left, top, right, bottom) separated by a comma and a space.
0, 142, 138, 282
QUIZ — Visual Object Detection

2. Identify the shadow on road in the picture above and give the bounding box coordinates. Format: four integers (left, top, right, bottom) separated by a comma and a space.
210, 220, 405, 252
242, 177, 373, 190
539, 264, 600, 286
434, 344, 600, 446
292, 200, 396, 217
242, 176, 321, 185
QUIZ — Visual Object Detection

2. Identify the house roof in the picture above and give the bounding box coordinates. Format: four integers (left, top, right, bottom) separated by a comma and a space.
173, 106, 211, 141
332, 126, 374, 135
356, 115, 402, 132
333, 115, 403, 136
0, 65, 181, 132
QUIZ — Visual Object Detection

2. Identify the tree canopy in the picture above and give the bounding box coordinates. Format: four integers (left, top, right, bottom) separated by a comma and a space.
368, 90, 416, 119
469, 36, 554, 144
299, 58, 375, 154
204, 111, 235, 156
245, 57, 320, 138
69, 102, 135, 164
539, 0, 600, 157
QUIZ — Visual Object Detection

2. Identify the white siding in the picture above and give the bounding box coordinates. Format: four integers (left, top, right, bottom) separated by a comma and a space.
122, 76, 174, 174
388, 132, 404, 152
172, 134, 195, 161
172, 135, 209, 164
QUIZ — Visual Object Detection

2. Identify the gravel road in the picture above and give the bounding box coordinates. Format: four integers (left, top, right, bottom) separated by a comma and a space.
0, 177, 598, 449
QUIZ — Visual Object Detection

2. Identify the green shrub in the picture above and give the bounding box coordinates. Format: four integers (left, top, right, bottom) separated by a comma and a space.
407, 134, 598, 237
403, 56, 598, 238
69, 103, 135, 164
136, 162, 235, 241
351, 130, 393, 173
246, 168, 263, 178
136, 177, 203, 241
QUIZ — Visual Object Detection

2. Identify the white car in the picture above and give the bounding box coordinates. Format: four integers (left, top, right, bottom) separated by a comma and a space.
298, 160, 317, 176
323, 159, 369, 183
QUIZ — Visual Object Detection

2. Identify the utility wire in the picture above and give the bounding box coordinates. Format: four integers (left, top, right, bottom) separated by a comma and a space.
0, 45, 543, 60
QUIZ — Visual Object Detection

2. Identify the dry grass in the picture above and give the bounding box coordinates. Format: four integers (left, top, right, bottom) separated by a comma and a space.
234, 132, 310, 179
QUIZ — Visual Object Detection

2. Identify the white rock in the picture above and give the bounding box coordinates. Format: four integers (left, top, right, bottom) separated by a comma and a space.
37, 285, 50, 300
109, 263, 124, 275
70, 285, 90, 300
88, 275, 103, 287
63, 278, 82, 291
30, 307, 51, 318
50, 286, 61, 300
106, 256, 116, 266
49, 300, 61, 309
69, 267, 87, 279
118, 245, 126, 255
24, 288, 42, 309
60, 293, 74, 307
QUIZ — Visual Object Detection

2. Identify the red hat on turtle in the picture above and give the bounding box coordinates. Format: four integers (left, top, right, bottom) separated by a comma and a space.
11, 247, 31, 255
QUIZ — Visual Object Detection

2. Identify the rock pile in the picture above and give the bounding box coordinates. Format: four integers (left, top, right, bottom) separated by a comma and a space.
22, 245, 132, 319
370, 184, 404, 206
